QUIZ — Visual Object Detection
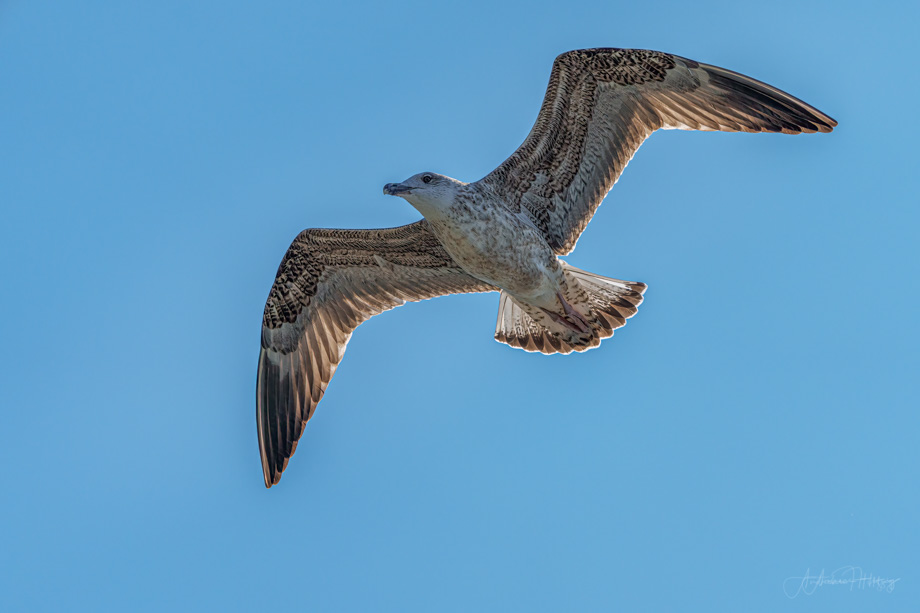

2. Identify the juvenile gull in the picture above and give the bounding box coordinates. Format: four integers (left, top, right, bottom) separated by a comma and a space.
257, 48, 836, 487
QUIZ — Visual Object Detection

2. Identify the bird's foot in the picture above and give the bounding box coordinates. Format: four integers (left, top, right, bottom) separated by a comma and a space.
542, 292, 591, 334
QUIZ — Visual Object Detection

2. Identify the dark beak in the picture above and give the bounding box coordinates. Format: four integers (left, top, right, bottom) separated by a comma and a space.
383, 182, 412, 196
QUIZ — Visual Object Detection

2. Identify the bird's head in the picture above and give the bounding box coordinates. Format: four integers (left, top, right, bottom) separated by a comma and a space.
383, 172, 462, 218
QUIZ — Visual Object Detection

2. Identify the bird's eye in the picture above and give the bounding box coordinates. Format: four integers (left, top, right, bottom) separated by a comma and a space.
422, 175, 432, 184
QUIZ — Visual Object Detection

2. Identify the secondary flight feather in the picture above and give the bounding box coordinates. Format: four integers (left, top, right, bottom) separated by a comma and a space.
257, 48, 836, 487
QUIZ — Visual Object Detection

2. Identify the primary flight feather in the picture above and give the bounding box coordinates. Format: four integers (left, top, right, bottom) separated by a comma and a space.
257, 48, 836, 487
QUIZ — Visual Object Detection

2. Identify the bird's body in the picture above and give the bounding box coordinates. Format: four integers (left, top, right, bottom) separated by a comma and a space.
257, 48, 837, 487
409, 181, 563, 309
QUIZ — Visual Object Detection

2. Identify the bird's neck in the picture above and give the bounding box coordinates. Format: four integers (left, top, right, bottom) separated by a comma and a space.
406, 192, 456, 223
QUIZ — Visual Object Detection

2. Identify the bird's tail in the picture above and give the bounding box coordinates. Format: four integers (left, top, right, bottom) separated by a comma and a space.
493, 263, 647, 355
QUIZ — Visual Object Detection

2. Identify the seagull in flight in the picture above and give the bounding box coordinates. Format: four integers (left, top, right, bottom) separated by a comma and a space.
257, 48, 836, 487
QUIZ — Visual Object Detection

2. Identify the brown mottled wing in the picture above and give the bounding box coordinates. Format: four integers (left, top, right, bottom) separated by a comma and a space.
482, 48, 837, 255
258, 220, 494, 487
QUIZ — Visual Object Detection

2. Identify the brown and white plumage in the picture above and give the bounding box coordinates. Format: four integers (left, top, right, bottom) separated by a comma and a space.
258, 48, 836, 487
258, 221, 493, 487
482, 48, 836, 255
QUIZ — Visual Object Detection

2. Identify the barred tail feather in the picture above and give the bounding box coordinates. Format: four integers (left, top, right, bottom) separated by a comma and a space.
494, 264, 647, 355
495, 290, 586, 354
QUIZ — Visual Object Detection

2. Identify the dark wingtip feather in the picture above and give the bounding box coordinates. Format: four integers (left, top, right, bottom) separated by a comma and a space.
700, 61, 838, 134
256, 348, 277, 488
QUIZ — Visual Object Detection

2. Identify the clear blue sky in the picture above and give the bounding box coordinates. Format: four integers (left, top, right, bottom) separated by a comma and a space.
1, 1, 916, 611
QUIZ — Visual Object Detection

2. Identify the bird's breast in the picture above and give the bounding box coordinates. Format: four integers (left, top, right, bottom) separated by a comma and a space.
426, 200, 561, 299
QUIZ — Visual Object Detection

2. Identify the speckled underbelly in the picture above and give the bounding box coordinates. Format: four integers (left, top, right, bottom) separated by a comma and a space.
426, 206, 562, 302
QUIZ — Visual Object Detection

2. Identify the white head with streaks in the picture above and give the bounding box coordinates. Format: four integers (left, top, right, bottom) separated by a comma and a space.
383, 172, 464, 219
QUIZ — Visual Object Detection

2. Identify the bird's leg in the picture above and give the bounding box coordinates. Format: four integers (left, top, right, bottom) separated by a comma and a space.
541, 292, 590, 334
558, 292, 591, 333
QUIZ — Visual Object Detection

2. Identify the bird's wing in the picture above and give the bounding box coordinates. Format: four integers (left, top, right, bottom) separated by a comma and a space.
258, 220, 494, 487
481, 48, 837, 255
